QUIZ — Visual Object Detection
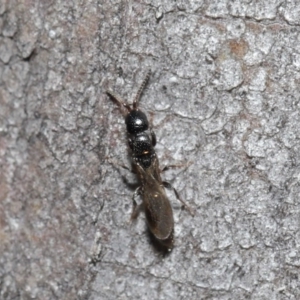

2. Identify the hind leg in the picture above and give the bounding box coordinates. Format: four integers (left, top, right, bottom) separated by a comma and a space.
130, 186, 143, 220
162, 181, 194, 216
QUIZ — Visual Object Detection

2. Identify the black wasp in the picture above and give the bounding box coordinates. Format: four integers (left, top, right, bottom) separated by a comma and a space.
106, 70, 192, 251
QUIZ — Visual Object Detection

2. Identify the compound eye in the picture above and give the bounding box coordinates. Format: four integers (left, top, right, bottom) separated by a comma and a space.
125, 110, 149, 134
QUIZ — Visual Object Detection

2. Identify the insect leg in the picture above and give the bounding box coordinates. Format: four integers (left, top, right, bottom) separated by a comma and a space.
131, 186, 143, 220
161, 161, 192, 172
133, 70, 151, 109
106, 157, 134, 173
150, 128, 156, 147
162, 181, 194, 216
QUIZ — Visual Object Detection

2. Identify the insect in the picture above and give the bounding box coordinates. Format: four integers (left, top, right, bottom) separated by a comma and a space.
106, 70, 192, 251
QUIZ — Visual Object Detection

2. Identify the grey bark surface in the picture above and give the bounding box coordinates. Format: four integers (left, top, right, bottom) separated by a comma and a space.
1, 0, 300, 299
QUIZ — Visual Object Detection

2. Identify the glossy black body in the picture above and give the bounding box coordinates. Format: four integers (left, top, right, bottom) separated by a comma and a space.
106, 71, 176, 251
106, 72, 157, 170
125, 110, 149, 134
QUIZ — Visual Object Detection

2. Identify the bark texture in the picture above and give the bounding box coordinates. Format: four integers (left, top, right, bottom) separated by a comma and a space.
1, 0, 300, 299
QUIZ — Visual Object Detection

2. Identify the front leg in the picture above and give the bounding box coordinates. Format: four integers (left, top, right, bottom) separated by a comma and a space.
106, 157, 135, 174
150, 128, 156, 147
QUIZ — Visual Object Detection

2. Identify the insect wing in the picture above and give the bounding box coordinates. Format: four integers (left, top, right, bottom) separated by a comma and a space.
143, 182, 174, 241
